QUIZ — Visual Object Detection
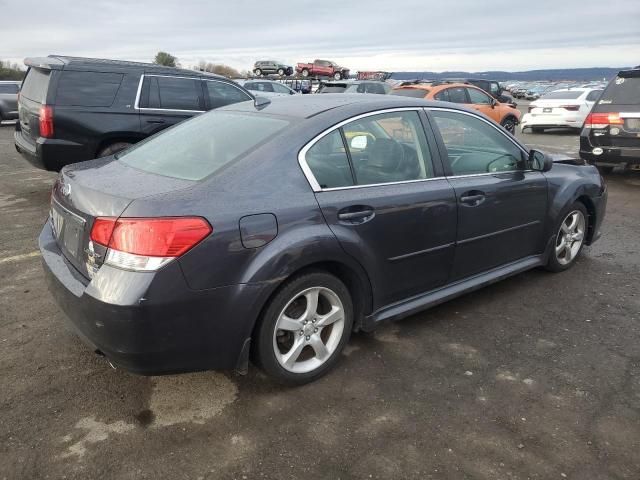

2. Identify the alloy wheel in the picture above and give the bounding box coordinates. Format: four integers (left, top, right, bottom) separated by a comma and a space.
272, 286, 345, 373
555, 210, 586, 265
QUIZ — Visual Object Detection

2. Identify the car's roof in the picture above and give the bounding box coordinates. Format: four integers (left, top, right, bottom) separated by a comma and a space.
393, 82, 473, 92
23, 55, 227, 80
223, 93, 460, 119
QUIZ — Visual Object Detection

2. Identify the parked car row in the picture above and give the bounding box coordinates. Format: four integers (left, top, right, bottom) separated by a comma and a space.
253, 59, 351, 80
505, 81, 608, 100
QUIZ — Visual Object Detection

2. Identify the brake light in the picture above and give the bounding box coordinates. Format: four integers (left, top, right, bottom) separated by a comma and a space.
39, 105, 54, 138
584, 112, 624, 129
90, 217, 212, 271
560, 105, 580, 111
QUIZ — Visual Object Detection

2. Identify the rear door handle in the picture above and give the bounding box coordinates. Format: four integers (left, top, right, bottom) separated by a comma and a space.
337, 207, 375, 224
146, 119, 166, 124
460, 192, 486, 206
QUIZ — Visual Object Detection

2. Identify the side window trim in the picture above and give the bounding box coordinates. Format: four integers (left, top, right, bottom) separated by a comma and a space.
424, 107, 531, 178
134, 74, 206, 113
298, 107, 444, 192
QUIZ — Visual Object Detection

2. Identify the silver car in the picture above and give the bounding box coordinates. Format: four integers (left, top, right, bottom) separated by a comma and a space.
0, 81, 20, 122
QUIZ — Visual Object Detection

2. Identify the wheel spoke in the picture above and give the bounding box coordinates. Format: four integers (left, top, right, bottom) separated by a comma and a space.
277, 315, 302, 332
566, 213, 578, 232
316, 306, 343, 327
309, 336, 330, 361
573, 232, 584, 242
282, 337, 305, 368
555, 238, 566, 255
303, 289, 319, 320
564, 244, 573, 261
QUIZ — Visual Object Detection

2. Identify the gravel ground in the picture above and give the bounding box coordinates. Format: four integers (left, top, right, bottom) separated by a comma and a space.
1, 104, 639, 480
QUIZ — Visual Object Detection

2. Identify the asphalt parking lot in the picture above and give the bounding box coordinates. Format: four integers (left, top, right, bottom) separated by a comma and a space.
1, 101, 639, 479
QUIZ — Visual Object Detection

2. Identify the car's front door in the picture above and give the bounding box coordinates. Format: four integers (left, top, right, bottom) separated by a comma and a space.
300, 109, 457, 309
428, 108, 548, 280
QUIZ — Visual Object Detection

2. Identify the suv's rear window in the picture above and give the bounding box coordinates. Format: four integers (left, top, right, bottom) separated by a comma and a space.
56, 71, 123, 107
541, 90, 584, 100
118, 111, 289, 181
599, 75, 640, 105
391, 88, 428, 98
20, 68, 50, 103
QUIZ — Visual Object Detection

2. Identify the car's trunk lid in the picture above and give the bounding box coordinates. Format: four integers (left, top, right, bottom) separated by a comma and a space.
50, 158, 194, 279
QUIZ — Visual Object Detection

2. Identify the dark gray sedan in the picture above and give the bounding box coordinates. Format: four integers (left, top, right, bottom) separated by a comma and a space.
40, 94, 607, 384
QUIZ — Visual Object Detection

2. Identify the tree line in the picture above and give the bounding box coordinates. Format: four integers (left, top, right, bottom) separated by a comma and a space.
154, 51, 247, 78
0, 60, 25, 80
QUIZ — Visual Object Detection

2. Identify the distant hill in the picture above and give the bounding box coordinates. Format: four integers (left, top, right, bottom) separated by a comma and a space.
389, 67, 630, 82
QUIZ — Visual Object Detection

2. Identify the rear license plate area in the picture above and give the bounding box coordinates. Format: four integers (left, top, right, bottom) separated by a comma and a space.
51, 201, 85, 258
625, 118, 640, 132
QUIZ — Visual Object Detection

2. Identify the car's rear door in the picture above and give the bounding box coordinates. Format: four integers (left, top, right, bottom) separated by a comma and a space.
427, 107, 548, 280
137, 74, 205, 136
300, 108, 457, 309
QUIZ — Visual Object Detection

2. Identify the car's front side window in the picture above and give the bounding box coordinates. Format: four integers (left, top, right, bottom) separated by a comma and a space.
466, 87, 492, 105
446, 87, 469, 104
430, 110, 525, 176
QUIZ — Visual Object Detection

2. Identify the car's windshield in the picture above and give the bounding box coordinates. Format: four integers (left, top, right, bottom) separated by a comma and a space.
118, 111, 289, 181
599, 75, 640, 105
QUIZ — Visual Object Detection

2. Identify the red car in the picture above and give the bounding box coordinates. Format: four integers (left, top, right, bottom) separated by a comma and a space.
296, 60, 349, 80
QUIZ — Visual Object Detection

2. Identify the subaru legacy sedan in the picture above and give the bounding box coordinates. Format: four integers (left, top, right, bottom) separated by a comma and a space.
40, 95, 607, 384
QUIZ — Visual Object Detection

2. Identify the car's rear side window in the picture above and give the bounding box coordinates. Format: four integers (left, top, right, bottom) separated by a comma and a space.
599, 75, 640, 105
118, 111, 289, 181
205, 80, 252, 109
141, 76, 203, 111
56, 71, 123, 107
20, 68, 50, 103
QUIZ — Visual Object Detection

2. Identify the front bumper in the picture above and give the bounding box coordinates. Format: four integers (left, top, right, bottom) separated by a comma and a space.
39, 222, 266, 375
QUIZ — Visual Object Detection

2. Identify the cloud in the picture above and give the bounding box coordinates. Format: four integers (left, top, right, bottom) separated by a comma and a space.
0, 0, 638, 72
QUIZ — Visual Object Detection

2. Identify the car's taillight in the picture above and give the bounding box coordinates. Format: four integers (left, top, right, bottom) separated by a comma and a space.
90, 217, 212, 271
39, 105, 54, 138
584, 112, 624, 129
560, 105, 580, 111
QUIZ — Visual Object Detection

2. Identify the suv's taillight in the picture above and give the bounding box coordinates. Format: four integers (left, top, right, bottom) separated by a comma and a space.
39, 105, 54, 138
584, 112, 624, 129
90, 217, 212, 271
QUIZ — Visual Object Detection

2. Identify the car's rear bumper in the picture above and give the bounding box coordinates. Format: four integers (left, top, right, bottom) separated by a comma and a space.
579, 132, 640, 167
39, 222, 266, 375
15, 127, 90, 172
521, 113, 584, 129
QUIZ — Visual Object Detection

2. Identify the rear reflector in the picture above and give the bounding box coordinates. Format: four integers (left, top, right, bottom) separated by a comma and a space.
39, 105, 54, 138
90, 217, 212, 271
584, 112, 624, 129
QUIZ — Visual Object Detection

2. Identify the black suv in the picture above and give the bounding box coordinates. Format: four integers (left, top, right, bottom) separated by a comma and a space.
15, 56, 254, 171
580, 67, 640, 173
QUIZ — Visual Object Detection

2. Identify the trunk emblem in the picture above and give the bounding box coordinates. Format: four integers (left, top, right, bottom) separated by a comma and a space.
61, 183, 71, 196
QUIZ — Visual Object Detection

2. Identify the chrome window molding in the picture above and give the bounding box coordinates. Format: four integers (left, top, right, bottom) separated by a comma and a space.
298, 106, 533, 193
298, 107, 437, 192
133, 74, 250, 113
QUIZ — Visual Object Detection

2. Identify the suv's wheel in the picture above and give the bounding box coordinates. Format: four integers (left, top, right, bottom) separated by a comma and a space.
277, 68, 285, 76
333, 72, 342, 80
253, 271, 353, 384
597, 166, 614, 174
501, 116, 517, 134
97, 141, 132, 158
532, 127, 545, 134
545, 202, 588, 272
254, 68, 262, 77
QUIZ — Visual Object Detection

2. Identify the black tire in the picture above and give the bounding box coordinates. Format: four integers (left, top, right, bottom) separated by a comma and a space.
301, 69, 310, 77
532, 127, 545, 134
97, 141, 132, 158
333, 72, 342, 80
597, 166, 614, 174
277, 68, 285, 76
501, 116, 517, 134
545, 202, 589, 273
254, 68, 262, 77
253, 271, 353, 385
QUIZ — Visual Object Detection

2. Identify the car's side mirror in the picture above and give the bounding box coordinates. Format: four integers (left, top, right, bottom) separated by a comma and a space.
530, 149, 552, 172
490, 98, 497, 108
350, 135, 368, 150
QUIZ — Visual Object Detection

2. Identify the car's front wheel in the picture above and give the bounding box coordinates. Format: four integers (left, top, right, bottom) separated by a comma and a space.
277, 68, 285, 76
253, 271, 353, 384
501, 116, 517, 134
301, 69, 310, 77
545, 202, 588, 272
254, 68, 262, 76
333, 72, 342, 80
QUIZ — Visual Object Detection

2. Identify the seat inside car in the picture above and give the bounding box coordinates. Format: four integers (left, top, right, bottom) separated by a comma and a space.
356, 138, 421, 184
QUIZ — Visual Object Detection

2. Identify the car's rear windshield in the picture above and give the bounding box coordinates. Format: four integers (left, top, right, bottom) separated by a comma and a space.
118, 111, 290, 181
56, 71, 124, 107
599, 76, 640, 105
319, 86, 347, 93
541, 90, 584, 100
20, 68, 50, 103
390, 88, 429, 98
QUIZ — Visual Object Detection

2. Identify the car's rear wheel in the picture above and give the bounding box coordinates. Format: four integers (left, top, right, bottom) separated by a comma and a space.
253, 271, 353, 384
597, 166, 614, 174
545, 202, 588, 272
97, 141, 132, 158
301, 69, 310, 77
277, 68, 285, 76
254, 68, 262, 77
532, 127, 545, 134
501, 116, 517, 134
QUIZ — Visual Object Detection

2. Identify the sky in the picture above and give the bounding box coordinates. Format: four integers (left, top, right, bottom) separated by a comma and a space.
0, 0, 638, 73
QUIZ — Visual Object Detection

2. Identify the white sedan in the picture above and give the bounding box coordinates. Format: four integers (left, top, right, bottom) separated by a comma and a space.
521, 88, 603, 133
